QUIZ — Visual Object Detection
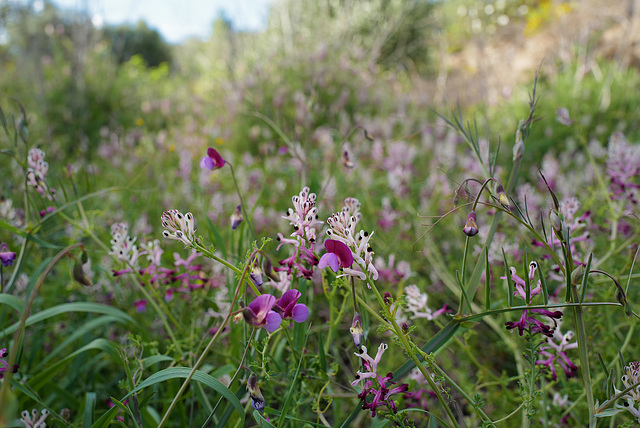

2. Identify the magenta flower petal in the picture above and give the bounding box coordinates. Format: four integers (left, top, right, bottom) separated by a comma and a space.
324, 239, 353, 268
0, 243, 17, 267
276, 289, 301, 318
207, 147, 226, 168
265, 311, 281, 333
246, 294, 276, 326
318, 252, 339, 272
292, 304, 309, 323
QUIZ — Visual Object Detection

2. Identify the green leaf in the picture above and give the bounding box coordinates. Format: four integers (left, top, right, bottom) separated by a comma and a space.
121, 367, 245, 426
277, 323, 310, 426
0, 302, 134, 339
595, 407, 623, 418
37, 316, 128, 370
30, 338, 121, 390
0, 218, 62, 249
0, 293, 23, 314
83, 392, 97, 428
253, 410, 277, 427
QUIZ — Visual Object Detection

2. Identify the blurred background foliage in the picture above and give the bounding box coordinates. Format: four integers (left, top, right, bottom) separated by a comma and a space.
0, 0, 638, 164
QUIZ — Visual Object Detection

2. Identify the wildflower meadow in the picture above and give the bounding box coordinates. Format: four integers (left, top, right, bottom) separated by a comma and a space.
1, 1, 640, 427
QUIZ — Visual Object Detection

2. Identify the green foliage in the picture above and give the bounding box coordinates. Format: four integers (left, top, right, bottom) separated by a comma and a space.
103, 21, 173, 68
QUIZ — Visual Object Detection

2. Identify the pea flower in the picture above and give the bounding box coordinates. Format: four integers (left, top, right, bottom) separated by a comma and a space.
462, 211, 479, 237
318, 239, 353, 272
200, 147, 226, 170
230, 204, 243, 230
243, 294, 281, 333
274, 289, 309, 323
0, 243, 17, 266
134, 299, 147, 313
246, 374, 265, 413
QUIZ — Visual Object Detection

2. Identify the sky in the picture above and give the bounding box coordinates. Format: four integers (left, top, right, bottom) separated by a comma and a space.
50, 0, 272, 44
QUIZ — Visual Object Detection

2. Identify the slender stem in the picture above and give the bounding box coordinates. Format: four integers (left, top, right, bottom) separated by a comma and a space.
227, 162, 256, 241
363, 270, 460, 428
157, 250, 258, 427
0, 243, 82, 411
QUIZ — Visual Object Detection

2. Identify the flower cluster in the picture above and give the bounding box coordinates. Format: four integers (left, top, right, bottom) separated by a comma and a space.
0, 347, 18, 379
352, 344, 409, 417
26, 148, 55, 200
274, 187, 321, 279
109, 223, 141, 267
20, 408, 50, 428
503, 262, 563, 337
606, 132, 640, 211
403, 284, 448, 321
614, 361, 640, 422
323, 197, 378, 281
161, 210, 198, 247
535, 321, 578, 380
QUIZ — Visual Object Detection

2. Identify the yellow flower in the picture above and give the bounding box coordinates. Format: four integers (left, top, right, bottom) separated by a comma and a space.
135, 118, 144, 126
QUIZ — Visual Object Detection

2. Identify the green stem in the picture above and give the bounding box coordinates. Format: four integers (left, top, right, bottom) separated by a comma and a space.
157, 249, 258, 428
227, 162, 256, 242
363, 270, 461, 428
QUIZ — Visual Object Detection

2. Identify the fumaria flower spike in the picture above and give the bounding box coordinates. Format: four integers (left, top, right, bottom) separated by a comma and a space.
161, 210, 198, 247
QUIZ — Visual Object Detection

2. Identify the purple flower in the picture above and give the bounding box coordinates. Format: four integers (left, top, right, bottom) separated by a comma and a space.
536, 324, 578, 380
200, 147, 226, 170
274, 289, 309, 323
505, 308, 563, 337
0, 243, 17, 267
243, 294, 281, 333
556, 108, 573, 126
134, 299, 147, 313
246, 374, 265, 413
0, 347, 19, 379
318, 239, 354, 272
230, 204, 243, 230
462, 211, 479, 237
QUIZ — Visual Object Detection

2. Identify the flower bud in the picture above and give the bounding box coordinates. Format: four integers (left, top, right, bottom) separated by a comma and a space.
73, 257, 92, 287
350, 312, 364, 349
230, 204, 243, 230
495, 183, 510, 209
570, 265, 584, 286
262, 256, 280, 283
463, 211, 479, 237
246, 374, 265, 413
